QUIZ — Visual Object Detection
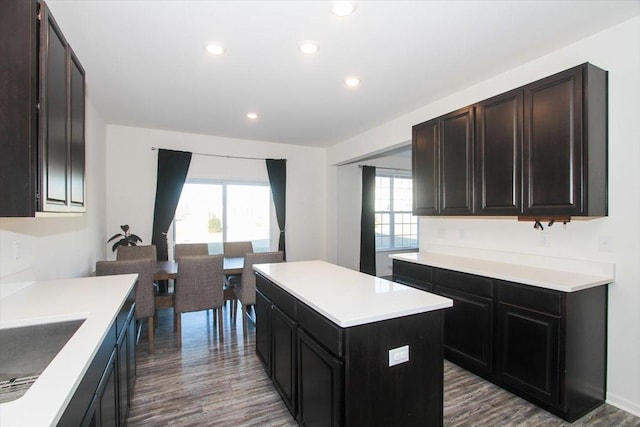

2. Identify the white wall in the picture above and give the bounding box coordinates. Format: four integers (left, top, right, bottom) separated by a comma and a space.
335, 155, 412, 276
0, 99, 108, 286
105, 125, 327, 263
327, 17, 640, 416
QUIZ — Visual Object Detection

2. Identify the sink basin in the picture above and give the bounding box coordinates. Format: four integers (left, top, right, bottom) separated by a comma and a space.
0, 319, 85, 403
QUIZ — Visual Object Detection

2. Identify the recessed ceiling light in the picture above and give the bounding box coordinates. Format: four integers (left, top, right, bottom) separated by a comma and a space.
345, 76, 361, 87
332, 1, 357, 17
298, 41, 319, 55
247, 112, 258, 119
204, 43, 225, 55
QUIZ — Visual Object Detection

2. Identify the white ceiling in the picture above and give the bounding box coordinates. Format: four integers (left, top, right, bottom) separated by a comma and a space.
47, 1, 639, 148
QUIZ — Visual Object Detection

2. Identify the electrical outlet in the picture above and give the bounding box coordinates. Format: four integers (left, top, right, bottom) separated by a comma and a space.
459, 228, 465, 240
437, 228, 446, 239
388, 345, 409, 367
540, 233, 549, 246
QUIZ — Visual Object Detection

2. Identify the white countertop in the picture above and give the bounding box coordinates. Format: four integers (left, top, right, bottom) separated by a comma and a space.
390, 252, 614, 292
0, 274, 137, 427
253, 260, 452, 328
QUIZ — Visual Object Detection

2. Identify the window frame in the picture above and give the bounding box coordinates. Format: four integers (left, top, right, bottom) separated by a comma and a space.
374, 171, 418, 252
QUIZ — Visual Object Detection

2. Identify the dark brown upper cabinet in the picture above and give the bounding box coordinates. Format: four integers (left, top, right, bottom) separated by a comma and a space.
413, 106, 475, 216
412, 63, 607, 218
523, 64, 607, 217
475, 89, 523, 215
413, 119, 439, 215
0, 0, 86, 217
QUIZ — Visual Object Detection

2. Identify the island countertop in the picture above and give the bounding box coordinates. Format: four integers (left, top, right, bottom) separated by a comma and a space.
0, 274, 137, 427
253, 260, 452, 328
390, 252, 614, 292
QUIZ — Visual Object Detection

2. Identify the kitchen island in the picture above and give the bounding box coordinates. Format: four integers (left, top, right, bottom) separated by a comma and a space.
253, 260, 453, 426
0, 274, 137, 427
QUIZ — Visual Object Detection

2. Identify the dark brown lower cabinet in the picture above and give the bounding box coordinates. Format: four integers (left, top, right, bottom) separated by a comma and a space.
58, 291, 136, 427
272, 305, 297, 414
298, 330, 343, 427
255, 289, 272, 375
392, 260, 608, 422
256, 273, 447, 426
435, 286, 493, 377
83, 350, 118, 427
497, 302, 560, 405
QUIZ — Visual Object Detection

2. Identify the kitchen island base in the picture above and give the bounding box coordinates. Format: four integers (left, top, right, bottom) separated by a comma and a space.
255, 268, 449, 426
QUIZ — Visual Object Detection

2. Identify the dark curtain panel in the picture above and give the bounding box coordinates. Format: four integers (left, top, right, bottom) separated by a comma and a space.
360, 166, 376, 275
266, 159, 287, 260
151, 149, 192, 261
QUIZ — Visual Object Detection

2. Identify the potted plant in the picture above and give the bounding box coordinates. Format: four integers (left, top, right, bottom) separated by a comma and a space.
107, 224, 143, 252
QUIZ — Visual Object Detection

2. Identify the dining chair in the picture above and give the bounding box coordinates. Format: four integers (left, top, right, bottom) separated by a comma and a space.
116, 244, 157, 261
96, 259, 156, 353
222, 241, 254, 312
174, 254, 225, 347
174, 243, 209, 259
233, 251, 284, 337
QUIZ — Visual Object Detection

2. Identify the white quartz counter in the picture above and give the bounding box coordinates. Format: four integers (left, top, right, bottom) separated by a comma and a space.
253, 260, 452, 328
0, 274, 137, 427
390, 252, 614, 292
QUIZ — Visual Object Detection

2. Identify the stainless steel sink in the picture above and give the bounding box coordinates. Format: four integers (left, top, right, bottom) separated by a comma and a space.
0, 319, 85, 403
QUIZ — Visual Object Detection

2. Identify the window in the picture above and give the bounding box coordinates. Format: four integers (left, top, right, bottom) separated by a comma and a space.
174, 181, 271, 253
374, 173, 418, 251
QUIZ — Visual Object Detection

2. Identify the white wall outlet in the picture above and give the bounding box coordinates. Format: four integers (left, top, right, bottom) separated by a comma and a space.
437, 228, 446, 239
388, 345, 409, 367
598, 236, 613, 252
459, 228, 465, 240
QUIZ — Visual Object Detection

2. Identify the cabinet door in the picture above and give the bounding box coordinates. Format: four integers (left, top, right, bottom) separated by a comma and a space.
435, 286, 493, 376
39, 4, 69, 211
255, 289, 272, 375
298, 330, 343, 427
412, 119, 439, 215
523, 66, 583, 215
272, 305, 297, 415
497, 302, 560, 406
69, 49, 85, 209
440, 106, 474, 215
126, 312, 136, 405
476, 89, 522, 215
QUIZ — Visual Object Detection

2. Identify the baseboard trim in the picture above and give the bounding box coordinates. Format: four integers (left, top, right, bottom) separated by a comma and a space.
607, 393, 640, 418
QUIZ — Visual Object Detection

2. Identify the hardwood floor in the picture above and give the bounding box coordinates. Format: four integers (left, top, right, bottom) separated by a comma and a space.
128, 306, 640, 426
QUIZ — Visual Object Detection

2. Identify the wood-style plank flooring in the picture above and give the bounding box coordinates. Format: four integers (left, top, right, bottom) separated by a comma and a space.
128, 306, 640, 426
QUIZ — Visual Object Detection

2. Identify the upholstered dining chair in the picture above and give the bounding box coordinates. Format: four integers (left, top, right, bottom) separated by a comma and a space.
96, 259, 156, 353
116, 244, 157, 261
174, 243, 209, 259
222, 241, 254, 313
174, 255, 225, 347
233, 251, 284, 337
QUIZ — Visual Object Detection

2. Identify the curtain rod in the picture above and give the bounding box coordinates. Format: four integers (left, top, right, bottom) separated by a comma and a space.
358, 165, 411, 173
151, 146, 269, 161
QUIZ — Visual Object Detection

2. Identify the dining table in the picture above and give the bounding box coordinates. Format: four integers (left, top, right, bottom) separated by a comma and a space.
153, 257, 244, 309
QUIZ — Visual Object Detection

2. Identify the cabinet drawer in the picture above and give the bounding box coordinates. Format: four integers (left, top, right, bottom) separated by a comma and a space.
497, 280, 562, 316
256, 274, 273, 300
270, 281, 297, 320
392, 260, 433, 291
434, 268, 493, 298
297, 302, 344, 358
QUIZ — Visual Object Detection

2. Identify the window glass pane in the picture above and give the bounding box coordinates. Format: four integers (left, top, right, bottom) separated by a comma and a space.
226, 184, 270, 251
174, 181, 271, 253
394, 177, 413, 211
375, 176, 391, 211
175, 183, 223, 245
